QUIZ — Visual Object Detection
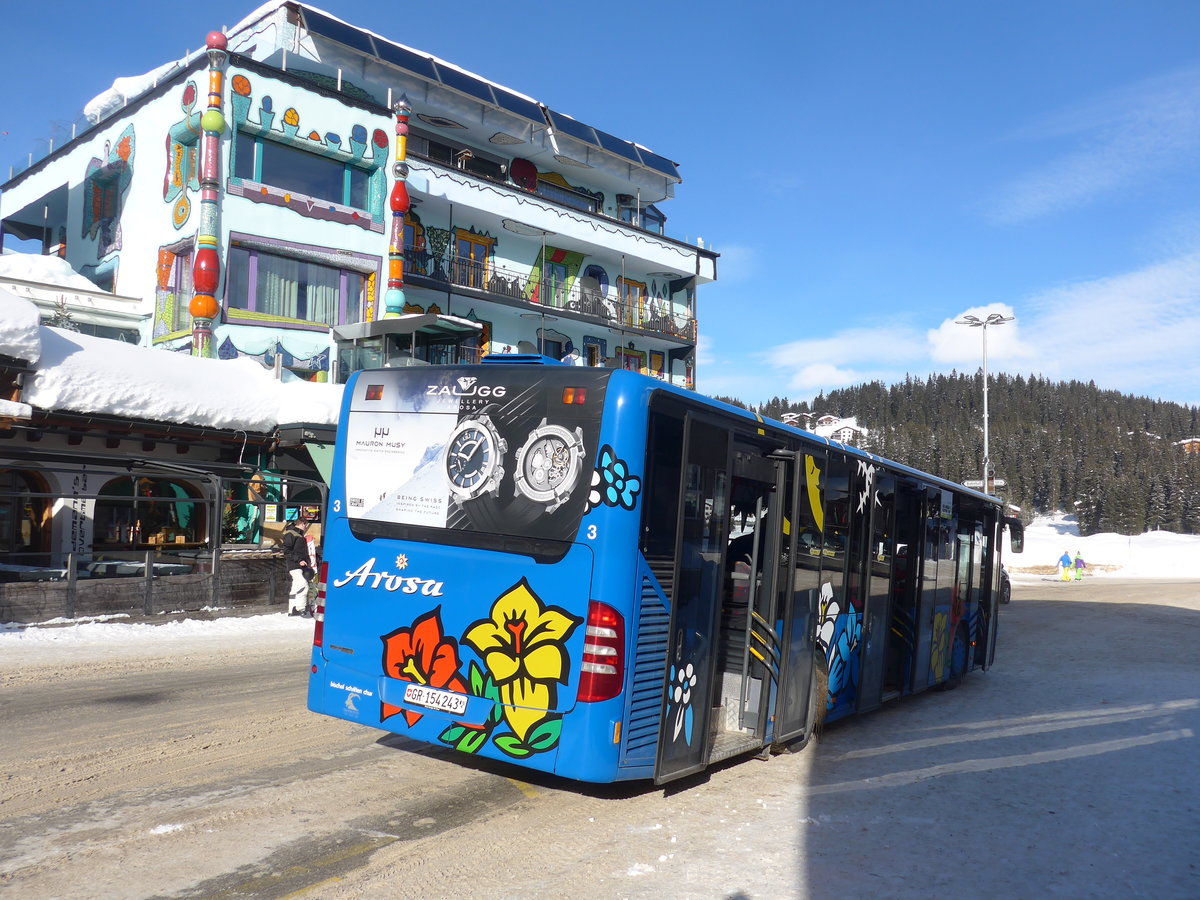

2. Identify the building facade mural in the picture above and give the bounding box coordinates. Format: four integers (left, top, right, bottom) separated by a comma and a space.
0, 1, 716, 386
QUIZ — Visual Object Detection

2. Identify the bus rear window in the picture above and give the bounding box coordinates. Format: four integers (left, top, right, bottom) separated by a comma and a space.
342, 367, 609, 544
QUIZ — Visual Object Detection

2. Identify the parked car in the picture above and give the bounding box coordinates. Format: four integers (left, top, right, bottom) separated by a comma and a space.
1000, 564, 1012, 604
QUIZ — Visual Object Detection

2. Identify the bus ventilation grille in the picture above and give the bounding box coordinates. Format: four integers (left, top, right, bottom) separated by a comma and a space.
619, 573, 670, 767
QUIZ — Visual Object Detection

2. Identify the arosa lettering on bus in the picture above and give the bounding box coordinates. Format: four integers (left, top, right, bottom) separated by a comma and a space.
425, 376, 507, 399
333, 558, 445, 596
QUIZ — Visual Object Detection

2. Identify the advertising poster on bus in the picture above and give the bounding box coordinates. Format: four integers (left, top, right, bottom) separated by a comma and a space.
343, 367, 608, 542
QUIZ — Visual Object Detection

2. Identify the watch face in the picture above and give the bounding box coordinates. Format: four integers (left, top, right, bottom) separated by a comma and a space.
445, 416, 506, 500
514, 422, 584, 512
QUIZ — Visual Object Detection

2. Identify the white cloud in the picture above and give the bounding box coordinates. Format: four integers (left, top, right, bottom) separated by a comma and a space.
757, 323, 931, 396
725, 252, 1200, 407
928, 303, 1035, 367
1014, 251, 1200, 399
988, 66, 1200, 223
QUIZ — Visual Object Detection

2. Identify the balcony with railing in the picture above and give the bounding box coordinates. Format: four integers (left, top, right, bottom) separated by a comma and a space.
405, 250, 696, 343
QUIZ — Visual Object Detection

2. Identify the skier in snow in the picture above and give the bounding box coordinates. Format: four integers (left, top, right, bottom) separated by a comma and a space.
1058, 550, 1073, 582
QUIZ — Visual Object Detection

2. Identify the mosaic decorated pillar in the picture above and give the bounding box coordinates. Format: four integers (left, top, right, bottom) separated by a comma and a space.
382, 95, 412, 319
190, 31, 228, 357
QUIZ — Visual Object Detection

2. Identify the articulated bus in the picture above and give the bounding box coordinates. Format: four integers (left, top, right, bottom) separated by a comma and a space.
307, 356, 1023, 784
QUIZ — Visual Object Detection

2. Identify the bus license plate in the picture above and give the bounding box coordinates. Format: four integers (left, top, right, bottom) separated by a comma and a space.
403, 683, 468, 715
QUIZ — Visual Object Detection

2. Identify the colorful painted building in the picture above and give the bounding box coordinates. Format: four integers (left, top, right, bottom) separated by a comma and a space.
0, 2, 716, 387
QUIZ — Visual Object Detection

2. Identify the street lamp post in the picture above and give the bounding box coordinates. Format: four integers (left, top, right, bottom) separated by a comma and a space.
955, 313, 1014, 493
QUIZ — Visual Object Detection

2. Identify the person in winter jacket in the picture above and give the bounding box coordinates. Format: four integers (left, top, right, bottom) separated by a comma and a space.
1058, 550, 1073, 582
1073, 551, 1086, 581
282, 519, 313, 615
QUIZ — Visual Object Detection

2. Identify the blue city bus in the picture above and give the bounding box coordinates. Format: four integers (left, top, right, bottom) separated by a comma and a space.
307, 356, 1023, 784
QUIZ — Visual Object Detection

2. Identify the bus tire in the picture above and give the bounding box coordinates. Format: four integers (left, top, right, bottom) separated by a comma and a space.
770, 651, 829, 754
808, 652, 830, 739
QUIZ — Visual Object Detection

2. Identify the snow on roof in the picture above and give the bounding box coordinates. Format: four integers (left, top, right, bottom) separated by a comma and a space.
0, 291, 341, 432
0, 251, 103, 292
83, 57, 193, 124
0, 287, 44, 363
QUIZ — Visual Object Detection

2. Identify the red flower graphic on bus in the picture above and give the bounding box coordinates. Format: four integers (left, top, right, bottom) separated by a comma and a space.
380, 607, 467, 727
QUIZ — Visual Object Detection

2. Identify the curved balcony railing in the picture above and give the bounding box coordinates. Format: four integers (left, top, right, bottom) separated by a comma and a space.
405, 251, 696, 342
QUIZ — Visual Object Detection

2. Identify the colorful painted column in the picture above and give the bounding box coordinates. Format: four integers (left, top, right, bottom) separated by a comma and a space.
190, 31, 228, 357
382, 95, 412, 319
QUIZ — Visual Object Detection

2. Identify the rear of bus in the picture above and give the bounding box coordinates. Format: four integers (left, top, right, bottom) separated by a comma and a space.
307, 361, 641, 782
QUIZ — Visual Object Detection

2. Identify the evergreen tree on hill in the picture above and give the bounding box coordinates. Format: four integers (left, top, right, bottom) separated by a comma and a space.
730, 373, 1200, 537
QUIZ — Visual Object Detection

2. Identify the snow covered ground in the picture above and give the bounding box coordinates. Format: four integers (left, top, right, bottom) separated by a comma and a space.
1010, 512, 1200, 578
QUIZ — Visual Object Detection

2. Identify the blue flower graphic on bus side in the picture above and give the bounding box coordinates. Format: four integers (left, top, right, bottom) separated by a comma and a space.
826, 606, 862, 712
670, 661, 698, 744
587, 444, 642, 512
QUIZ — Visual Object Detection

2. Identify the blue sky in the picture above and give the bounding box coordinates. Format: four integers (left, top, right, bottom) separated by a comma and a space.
3, 1, 1200, 407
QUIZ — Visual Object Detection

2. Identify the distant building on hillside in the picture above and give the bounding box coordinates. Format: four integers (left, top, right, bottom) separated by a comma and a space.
776, 411, 867, 447
1178, 438, 1200, 454
809, 414, 868, 446
0, 1, 716, 387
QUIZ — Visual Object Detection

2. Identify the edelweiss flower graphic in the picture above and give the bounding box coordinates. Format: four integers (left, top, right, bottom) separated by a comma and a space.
671, 662, 698, 743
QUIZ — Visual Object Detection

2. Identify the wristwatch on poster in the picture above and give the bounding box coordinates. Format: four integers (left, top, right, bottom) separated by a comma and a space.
444, 405, 507, 503
513, 418, 585, 514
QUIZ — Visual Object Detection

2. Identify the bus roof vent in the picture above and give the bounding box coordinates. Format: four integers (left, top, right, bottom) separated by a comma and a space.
481, 353, 567, 366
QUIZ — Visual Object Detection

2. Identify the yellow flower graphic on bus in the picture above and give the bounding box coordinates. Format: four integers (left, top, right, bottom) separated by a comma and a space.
463, 578, 582, 757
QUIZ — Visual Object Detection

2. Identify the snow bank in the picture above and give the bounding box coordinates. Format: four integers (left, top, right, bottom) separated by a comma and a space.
0, 612, 312, 667
1012, 512, 1200, 578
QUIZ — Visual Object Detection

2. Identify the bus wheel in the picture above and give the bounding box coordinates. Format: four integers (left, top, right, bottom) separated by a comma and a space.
943, 623, 969, 691
807, 652, 830, 739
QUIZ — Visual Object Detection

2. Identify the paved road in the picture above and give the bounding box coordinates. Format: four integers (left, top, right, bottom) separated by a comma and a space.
1, 577, 1196, 898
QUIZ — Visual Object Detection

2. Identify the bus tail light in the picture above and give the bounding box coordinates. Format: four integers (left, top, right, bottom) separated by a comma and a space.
577, 601, 624, 703
312, 561, 328, 647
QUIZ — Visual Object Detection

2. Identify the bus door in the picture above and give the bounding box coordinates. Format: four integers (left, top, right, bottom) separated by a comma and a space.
976, 514, 1001, 668
855, 472, 895, 714
653, 414, 731, 784
770, 449, 822, 744
913, 488, 955, 690
708, 443, 788, 764
883, 481, 924, 697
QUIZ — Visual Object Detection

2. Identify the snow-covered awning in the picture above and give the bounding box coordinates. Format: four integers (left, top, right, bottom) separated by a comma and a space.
331, 313, 482, 341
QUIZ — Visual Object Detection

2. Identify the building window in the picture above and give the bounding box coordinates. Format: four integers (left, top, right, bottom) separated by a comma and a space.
617, 277, 647, 327
154, 242, 194, 341
227, 245, 365, 326
95, 477, 204, 548
618, 201, 666, 235
544, 259, 568, 307
536, 177, 599, 214
408, 129, 505, 181
0, 469, 49, 562
454, 230, 492, 291
234, 131, 371, 209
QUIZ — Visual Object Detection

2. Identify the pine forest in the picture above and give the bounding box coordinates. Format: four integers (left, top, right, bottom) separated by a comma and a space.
720, 373, 1200, 537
